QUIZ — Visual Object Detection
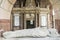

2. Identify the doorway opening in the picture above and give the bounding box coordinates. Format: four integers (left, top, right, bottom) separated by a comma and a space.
26, 20, 35, 29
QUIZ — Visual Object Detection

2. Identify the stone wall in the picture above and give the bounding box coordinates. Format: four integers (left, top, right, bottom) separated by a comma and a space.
55, 19, 60, 33
0, 19, 10, 31
53, 5, 60, 32
0, 0, 15, 31
0, 0, 60, 32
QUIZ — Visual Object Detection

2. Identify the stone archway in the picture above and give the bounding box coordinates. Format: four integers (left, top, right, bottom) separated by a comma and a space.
0, 0, 54, 31
0, 0, 16, 31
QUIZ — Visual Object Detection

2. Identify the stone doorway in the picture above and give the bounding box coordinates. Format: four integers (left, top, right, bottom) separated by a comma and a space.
24, 13, 36, 29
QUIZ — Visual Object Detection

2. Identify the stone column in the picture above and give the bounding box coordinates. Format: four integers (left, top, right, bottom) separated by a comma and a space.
24, 13, 26, 29
48, 13, 51, 28
36, 13, 37, 27
21, 2, 23, 8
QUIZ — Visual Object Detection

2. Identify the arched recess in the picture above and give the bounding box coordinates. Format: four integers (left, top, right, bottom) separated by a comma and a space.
10, 0, 27, 30
10, 0, 53, 31
10, 0, 17, 31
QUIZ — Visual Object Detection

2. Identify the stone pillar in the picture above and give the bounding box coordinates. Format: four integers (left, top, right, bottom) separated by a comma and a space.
48, 14, 51, 28
35, 13, 37, 27
21, 2, 23, 8
24, 14, 26, 29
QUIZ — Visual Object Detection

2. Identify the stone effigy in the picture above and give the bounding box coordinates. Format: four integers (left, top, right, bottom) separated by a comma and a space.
3, 27, 59, 38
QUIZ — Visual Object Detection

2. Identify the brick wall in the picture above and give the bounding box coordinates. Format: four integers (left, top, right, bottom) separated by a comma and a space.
0, 19, 11, 31
0, 19, 60, 32
55, 19, 60, 33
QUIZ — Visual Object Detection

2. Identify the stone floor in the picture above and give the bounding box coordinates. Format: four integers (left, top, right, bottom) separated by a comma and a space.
0, 37, 60, 40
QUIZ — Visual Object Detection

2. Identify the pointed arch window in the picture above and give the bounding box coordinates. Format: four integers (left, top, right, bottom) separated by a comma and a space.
23, 0, 26, 7
35, 0, 41, 7
14, 0, 26, 8
14, 0, 21, 7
